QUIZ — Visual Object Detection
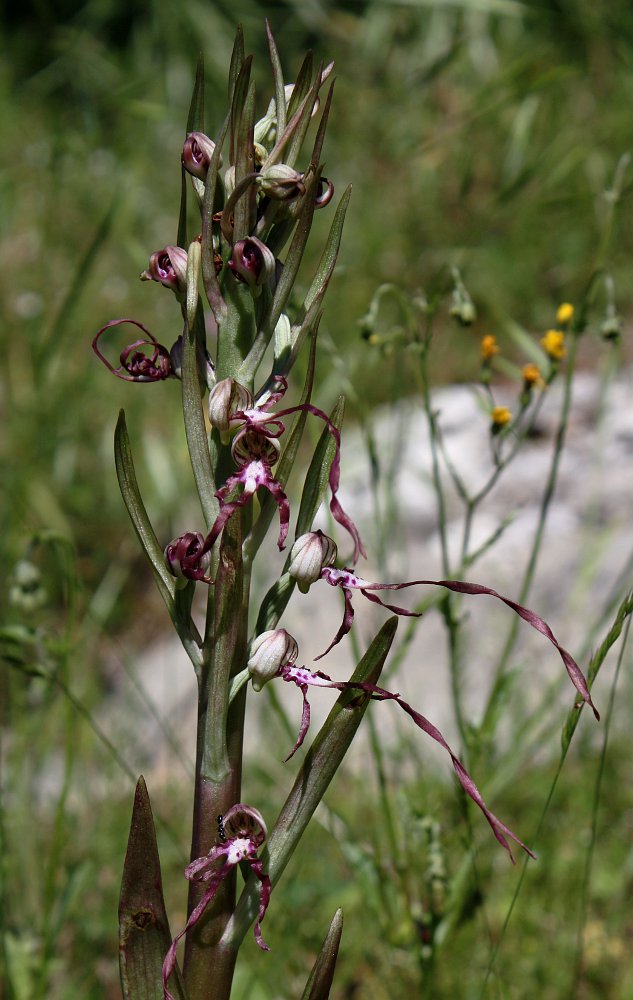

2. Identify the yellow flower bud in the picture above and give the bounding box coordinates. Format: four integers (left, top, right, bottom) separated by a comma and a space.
540, 329, 566, 361
556, 302, 574, 326
490, 406, 512, 432
480, 334, 499, 361
522, 363, 543, 388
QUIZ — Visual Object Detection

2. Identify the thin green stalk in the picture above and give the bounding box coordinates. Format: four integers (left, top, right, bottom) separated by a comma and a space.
568, 614, 630, 998
478, 588, 633, 997
479, 335, 579, 737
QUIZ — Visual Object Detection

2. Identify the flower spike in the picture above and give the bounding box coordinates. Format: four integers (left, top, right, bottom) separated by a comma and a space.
276, 662, 535, 863
162, 804, 271, 1000
311, 564, 598, 719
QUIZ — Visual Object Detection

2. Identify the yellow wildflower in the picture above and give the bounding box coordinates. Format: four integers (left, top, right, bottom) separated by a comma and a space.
556, 302, 574, 326
522, 363, 543, 388
490, 405, 512, 430
540, 329, 566, 361
480, 334, 499, 361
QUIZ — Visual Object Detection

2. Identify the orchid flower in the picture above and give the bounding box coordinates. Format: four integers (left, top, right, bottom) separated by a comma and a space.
92, 318, 174, 382
162, 804, 271, 1000
287, 532, 599, 720
203, 378, 365, 561
247, 632, 534, 864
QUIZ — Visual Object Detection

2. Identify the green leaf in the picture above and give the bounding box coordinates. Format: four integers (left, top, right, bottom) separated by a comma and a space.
266, 20, 286, 139
228, 24, 245, 107
201, 110, 230, 322
38, 199, 117, 369
285, 64, 322, 169
302, 185, 351, 317
286, 52, 313, 127
119, 777, 187, 1000
114, 411, 176, 615
254, 571, 295, 636
226, 619, 398, 948
181, 311, 219, 530
178, 55, 205, 249
300, 909, 344, 1000
233, 78, 256, 242
308, 79, 334, 172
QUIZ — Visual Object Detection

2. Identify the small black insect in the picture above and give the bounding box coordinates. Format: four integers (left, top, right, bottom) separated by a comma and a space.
217, 814, 226, 842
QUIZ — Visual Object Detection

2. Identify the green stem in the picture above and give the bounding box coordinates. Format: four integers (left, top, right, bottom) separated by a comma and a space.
184, 514, 249, 1000
479, 335, 579, 737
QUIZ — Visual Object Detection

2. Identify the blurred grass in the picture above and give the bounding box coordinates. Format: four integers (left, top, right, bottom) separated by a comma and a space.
2, 2, 633, 997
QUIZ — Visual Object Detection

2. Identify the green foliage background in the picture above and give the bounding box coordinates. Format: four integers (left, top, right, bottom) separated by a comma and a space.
2, 2, 633, 998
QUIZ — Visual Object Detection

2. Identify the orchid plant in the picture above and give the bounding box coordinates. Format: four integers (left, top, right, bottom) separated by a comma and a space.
95, 26, 599, 1000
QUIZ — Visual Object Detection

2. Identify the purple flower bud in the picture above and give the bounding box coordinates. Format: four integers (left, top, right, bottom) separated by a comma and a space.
288, 531, 337, 594
208, 378, 253, 438
164, 532, 212, 584
182, 131, 218, 181
228, 237, 276, 293
141, 245, 188, 294
248, 629, 298, 691
257, 164, 306, 201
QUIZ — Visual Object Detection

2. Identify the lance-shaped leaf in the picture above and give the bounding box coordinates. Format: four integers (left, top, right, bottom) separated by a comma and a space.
114, 411, 176, 613
178, 55, 205, 250
266, 20, 287, 139
181, 312, 219, 531
119, 777, 187, 1000
274, 186, 351, 378
201, 111, 230, 322
302, 185, 351, 318
223, 618, 398, 950
300, 909, 343, 1000
228, 24, 245, 107
287, 51, 313, 120
285, 64, 323, 170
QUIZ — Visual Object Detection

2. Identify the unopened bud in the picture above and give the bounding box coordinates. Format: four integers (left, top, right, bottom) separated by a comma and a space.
288, 531, 337, 593
228, 237, 276, 295
248, 629, 298, 691
257, 164, 305, 201
9, 560, 47, 612
601, 313, 622, 341
182, 131, 219, 181
141, 245, 188, 294
208, 378, 252, 440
